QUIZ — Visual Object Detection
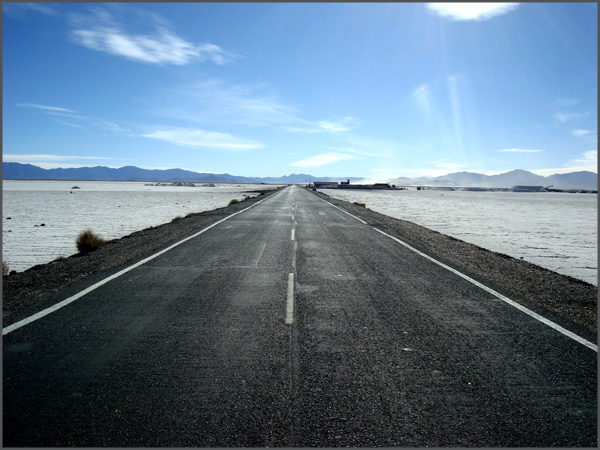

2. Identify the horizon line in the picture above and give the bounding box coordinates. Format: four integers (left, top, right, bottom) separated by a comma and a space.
2, 161, 597, 179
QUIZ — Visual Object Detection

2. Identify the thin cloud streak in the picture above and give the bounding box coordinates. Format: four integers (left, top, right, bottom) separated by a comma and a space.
18, 102, 137, 135
328, 146, 393, 160
52, 119, 87, 129
4, 154, 131, 162
570, 129, 595, 137
141, 128, 264, 151
498, 148, 543, 153
17, 103, 79, 113
3, 3, 57, 19
289, 152, 357, 168
553, 110, 595, 124
284, 117, 360, 134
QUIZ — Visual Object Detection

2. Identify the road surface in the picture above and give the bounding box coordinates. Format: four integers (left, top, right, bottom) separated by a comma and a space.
3, 185, 597, 446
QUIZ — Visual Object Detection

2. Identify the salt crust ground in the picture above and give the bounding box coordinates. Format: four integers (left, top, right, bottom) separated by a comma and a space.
3, 187, 597, 335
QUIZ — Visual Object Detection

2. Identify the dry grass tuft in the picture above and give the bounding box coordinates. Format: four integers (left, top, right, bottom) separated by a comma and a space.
76, 229, 106, 253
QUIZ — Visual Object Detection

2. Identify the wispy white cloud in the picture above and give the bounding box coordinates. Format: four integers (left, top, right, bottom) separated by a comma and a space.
4, 154, 130, 162
144, 77, 363, 146
570, 129, 595, 137
554, 111, 579, 124
45, 111, 89, 121
289, 152, 357, 168
426, 3, 519, 21
157, 79, 364, 136
530, 150, 598, 176
552, 97, 581, 108
17, 102, 137, 135
141, 128, 264, 151
316, 117, 359, 132
52, 119, 87, 130
70, 6, 237, 65
72, 28, 234, 65
341, 134, 404, 160
17, 103, 79, 114
3, 3, 57, 19
553, 110, 595, 124
98, 121, 133, 135
498, 148, 543, 153
327, 146, 392, 159
569, 150, 597, 167
284, 117, 360, 134
153, 79, 299, 128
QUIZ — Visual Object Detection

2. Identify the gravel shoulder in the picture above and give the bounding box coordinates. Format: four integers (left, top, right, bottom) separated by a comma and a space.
3, 186, 597, 335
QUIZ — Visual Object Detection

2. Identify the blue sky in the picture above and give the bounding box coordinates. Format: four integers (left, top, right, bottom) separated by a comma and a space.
3, 2, 597, 179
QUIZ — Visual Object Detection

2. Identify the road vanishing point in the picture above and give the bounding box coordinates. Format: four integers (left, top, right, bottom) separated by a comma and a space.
3, 185, 597, 446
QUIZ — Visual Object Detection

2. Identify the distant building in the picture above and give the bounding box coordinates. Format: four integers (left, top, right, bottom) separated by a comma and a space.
314, 181, 339, 188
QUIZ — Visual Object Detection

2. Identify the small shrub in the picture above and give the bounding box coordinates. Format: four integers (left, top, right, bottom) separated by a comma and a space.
228, 198, 241, 205
76, 229, 106, 253
353, 202, 366, 208
2, 261, 9, 276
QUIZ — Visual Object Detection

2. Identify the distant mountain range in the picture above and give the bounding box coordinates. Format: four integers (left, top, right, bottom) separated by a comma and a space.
1, 163, 316, 184
388, 169, 597, 190
2, 163, 597, 190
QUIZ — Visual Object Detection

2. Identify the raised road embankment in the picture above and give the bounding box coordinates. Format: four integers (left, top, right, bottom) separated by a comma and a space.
3, 185, 596, 447
4, 186, 596, 332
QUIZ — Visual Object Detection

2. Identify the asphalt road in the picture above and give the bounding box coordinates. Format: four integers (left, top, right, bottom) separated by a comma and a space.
3, 185, 597, 447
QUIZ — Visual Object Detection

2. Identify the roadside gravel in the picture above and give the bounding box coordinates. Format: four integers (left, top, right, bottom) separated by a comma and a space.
3, 186, 597, 335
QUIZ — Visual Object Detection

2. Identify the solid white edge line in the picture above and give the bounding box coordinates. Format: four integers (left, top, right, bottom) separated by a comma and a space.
317, 197, 367, 224
286, 272, 295, 325
3, 195, 272, 336
372, 228, 598, 352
